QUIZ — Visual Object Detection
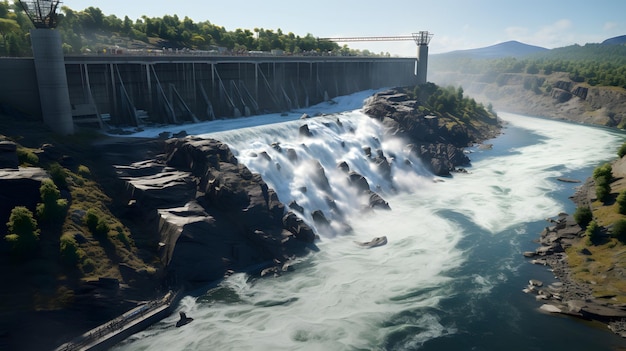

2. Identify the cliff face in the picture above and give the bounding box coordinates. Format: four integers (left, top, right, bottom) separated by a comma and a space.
431, 71, 626, 127
116, 137, 316, 286
362, 89, 502, 176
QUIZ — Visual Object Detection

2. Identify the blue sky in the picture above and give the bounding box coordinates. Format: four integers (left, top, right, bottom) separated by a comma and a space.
60, 0, 626, 56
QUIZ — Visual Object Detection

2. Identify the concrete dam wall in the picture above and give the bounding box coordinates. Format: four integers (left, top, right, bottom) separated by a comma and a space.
1, 55, 419, 127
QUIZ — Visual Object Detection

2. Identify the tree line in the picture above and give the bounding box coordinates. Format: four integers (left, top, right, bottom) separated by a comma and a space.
0, 1, 390, 57
431, 43, 626, 89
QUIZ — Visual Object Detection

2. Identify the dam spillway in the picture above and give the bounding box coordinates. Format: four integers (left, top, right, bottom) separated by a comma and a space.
0, 55, 419, 127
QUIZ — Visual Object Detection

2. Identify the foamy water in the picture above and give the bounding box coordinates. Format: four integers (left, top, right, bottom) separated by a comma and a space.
114, 96, 626, 350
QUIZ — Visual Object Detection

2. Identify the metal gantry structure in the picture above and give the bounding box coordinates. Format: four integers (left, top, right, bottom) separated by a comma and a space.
17, 0, 61, 28
320, 31, 433, 46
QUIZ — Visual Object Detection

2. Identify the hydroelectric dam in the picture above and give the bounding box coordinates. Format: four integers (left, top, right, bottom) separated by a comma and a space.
1, 54, 423, 131
0, 32, 433, 135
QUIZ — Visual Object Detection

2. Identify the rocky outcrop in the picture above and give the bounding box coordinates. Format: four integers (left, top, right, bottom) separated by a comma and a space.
116, 137, 316, 286
0, 167, 49, 233
363, 89, 500, 176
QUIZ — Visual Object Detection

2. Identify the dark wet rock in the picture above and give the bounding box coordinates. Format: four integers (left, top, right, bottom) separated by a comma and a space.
299, 124, 313, 137
309, 160, 331, 193
260, 151, 271, 161
286, 148, 298, 162
288, 201, 304, 214
0, 141, 18, 169
337, 161, 350, 173
271, 142, 282, 152
172, 130, 188, 138
311, 210, 330, 228
363, 146, 372, 158
282, 212, 316, 243
348, 171, 370, 193
367, 191, 391, 210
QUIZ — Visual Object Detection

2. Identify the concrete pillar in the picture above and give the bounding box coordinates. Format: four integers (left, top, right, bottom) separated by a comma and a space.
30, 29, 74, 135
417, 44, 429, 85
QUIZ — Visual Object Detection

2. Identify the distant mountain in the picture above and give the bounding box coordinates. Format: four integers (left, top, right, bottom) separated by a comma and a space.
434, 40, 549, 59
602, 35, 626, 45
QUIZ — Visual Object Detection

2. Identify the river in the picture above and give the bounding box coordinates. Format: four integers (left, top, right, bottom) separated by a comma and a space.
114, 91, 626, 350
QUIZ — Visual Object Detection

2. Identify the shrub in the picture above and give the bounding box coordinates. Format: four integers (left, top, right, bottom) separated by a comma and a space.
4, 206, 40, 255
585, 220, 600, 245
617, 190, 626, 214
95, 220, 110, 237
49, 163, 68, 189
594, 175, 611, 202
611, 219, 626, 242
59, 233, 81, 266
619, 142, 626, 158
84, 209, 110, 238
593, 163, 613, 181
36, 179, 68, 223
83, 209, 100, 233
574, 206, 593, 227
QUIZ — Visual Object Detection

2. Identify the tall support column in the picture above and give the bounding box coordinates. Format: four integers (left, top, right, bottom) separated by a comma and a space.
413, 31, 433, 85
30, 29, 74, 135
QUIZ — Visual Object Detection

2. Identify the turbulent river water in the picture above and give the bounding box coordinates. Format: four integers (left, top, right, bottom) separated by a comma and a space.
115, 91, 626, 350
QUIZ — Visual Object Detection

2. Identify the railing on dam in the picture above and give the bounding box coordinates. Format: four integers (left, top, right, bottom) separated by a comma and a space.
0, 55, 420, 127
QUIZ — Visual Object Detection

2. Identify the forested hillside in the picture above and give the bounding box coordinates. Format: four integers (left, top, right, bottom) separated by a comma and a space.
0, 1, 380, 57
431, 43, 626, 89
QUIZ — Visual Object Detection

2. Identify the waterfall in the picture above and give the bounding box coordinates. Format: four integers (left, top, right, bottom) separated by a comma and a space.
201, 111, 433, 236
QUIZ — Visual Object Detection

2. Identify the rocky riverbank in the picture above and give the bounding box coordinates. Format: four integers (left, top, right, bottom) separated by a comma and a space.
524, 182, 626, 338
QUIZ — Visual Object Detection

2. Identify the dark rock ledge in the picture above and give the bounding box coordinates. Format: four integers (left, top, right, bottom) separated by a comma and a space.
115, 137, 317, 287
523, 214, 626, 338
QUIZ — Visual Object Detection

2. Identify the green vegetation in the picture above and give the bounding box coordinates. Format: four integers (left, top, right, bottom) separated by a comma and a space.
612, 219, 626, 242
36, 179, 68, 223
618, 142, 626, 158
0, 1, 376, 57
4, 206, 40, 256
592, 163, 613, 203
432, 44, 626, 90
617, 189, 626, 215
59, 232, 81, 266
16, 146, 39, 166
412, 83, 496, 121
83, 208, 110, 238
585, 220, 600, 245
574, 206, 593, 227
